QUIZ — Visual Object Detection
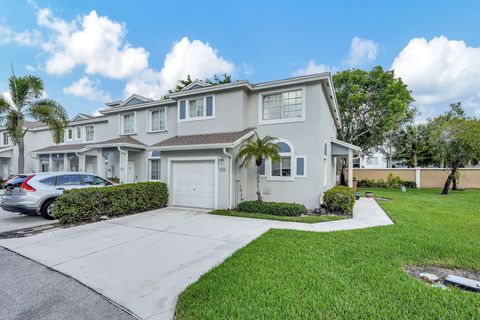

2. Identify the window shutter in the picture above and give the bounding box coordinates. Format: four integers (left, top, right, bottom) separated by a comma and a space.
296, 157, 305, 176
259, 159, 266, 176
179, 100, 186, 119
206, 96, 213, 116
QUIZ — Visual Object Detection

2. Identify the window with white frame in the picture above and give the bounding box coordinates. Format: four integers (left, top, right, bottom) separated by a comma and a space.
271, 142, 293, 177
268, 140, 306, 180
66, 128, 74, 141
84, 125, 95, 142
149, 150, 161, 181
261, 88, 304, 123
1, 132, 9, 146
120, 113, 136, 134
149, 108, 166, 132
75, 126, 82, 140
178, 96, 214, 121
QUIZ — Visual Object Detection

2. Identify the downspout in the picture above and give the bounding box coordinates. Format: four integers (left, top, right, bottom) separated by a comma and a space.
223, 147, 233, 209
118, 146, 128, 183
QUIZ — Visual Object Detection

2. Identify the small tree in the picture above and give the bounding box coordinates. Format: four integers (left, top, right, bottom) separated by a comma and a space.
0, 75, 68, 173
237, 133, 280, 201
428, 104, 480, 194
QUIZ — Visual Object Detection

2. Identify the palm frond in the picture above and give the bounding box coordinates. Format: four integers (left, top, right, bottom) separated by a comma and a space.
28, 99, 68, 144
236, 132, 280, 168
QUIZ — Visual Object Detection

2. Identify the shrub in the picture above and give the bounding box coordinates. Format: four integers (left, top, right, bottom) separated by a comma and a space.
356, 174, 416, 189
323, 186, 355, 215
53, 182, 168, 224
237, 200, 307, 216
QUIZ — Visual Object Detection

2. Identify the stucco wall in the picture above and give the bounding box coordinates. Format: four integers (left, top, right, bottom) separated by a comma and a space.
243, 82, 338, 209
353, 169, 416, 182
353, 168, 480, 188
421, 169, 480, 188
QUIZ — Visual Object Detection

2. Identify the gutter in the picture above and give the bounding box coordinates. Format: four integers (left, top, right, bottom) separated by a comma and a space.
223, 147, 233, 209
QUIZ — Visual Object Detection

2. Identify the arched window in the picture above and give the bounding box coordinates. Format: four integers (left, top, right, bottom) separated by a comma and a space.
272, 140, 294, 177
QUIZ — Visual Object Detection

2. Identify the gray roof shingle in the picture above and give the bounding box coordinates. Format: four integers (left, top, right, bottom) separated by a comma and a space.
31, 136, 146, 153
151, 128, 256, 148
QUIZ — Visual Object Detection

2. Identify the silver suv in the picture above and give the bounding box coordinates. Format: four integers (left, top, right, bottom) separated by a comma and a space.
1, 172, 114, 220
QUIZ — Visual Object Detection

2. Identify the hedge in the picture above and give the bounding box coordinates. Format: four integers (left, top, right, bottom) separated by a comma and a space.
53, 182, 168, 224
322, 186, 355, 215
356, 173, 416, 189
237, 200, 307, 216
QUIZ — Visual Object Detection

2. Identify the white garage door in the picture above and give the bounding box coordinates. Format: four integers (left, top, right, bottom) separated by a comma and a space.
172, 161, 215, 208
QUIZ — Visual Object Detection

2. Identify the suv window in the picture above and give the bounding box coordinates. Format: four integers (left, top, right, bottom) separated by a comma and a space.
57, 175, 82, 186
82, 175, 108, 186
39, 176, 57, 185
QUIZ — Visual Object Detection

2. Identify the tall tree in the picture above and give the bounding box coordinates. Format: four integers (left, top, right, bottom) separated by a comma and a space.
168, 73, 232, 94
169, 75, 193, 93
333, 66, 414, 183
205, 73, 232, 85
237, 133, 280, 201
393, 123, 433, 167
428, 103, 480, 194
0, 75, 68, 173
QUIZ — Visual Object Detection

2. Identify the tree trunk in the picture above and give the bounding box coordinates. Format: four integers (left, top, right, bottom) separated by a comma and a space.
256, 165, 262, 201
452, 174, 458, 190
441, 168, 456, 195
18, 140, 25, 174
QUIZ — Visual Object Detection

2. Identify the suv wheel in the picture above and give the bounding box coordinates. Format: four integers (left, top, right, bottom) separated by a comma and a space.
41, 199, 56, 220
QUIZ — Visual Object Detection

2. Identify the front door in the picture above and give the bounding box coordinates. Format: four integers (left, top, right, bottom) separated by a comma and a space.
127, 160, 135, 183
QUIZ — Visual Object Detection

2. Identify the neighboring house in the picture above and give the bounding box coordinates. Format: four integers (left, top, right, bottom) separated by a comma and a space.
356, 150, 405, 169
2, 73, 359, 209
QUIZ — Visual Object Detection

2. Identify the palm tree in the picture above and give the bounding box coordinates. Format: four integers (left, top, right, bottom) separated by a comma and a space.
0, 74, 68, 173
237, 133, 280, 201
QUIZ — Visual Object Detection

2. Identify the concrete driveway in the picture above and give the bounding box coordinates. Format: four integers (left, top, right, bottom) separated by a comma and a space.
0, 209, 57, 233
0, 199, 392, 320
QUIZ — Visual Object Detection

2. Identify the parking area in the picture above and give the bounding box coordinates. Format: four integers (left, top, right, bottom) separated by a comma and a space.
0, 209, 57, 233
0, 200, 392, 320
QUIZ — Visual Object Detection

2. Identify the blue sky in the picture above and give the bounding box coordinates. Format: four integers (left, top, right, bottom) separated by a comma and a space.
1, 0, 480, 120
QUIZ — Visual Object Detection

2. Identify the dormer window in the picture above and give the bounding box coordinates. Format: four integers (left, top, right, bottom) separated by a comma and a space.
178, 96, 214, 121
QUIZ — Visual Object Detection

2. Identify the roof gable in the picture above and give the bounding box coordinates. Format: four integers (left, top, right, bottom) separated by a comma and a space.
181, 80, 211, 91
71, 113, 92, 121
119, 94, 152, 107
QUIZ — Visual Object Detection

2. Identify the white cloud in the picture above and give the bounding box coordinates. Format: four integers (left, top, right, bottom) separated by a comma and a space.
37, 8, 149, 78
392, 36, 480, 112
63, 76, 111, 101
25, 64, 37, 72
124, 37, 235, 98
293, 60, 332, 76
0, 23, 42, 46
345, 36, 378, 66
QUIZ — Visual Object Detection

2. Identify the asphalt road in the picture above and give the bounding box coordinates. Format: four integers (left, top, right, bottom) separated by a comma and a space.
0, 247, 137, 320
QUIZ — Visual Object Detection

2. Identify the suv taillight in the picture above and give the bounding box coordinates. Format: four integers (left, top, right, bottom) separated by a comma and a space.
20, 175, 36, 192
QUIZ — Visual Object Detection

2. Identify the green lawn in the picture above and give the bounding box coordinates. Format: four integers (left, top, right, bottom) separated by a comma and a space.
176, 189, 480, 319
209, 209, 346, 223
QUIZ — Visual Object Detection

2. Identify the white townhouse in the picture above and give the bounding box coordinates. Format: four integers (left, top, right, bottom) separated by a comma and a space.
0, 73, 360, 210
